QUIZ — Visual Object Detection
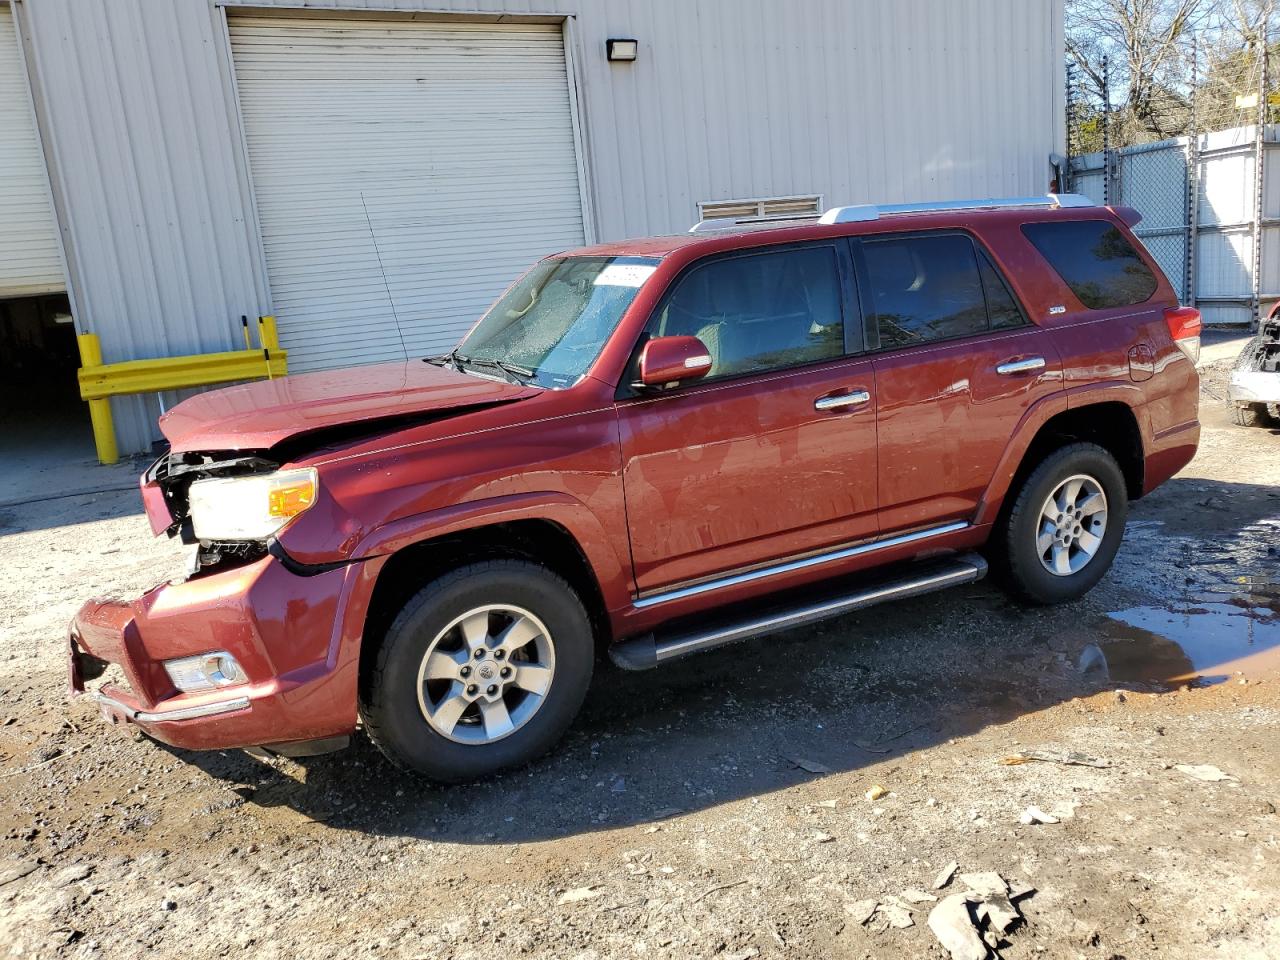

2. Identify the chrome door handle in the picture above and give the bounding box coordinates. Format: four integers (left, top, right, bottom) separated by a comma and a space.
996, 357, 1046, 376
814, 390, 871, 411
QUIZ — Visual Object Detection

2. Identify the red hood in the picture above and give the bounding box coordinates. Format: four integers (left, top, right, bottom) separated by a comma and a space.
160, 361, 540, 453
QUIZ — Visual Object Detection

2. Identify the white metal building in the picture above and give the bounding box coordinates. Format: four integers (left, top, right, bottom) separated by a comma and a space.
1, 0, 1066, 455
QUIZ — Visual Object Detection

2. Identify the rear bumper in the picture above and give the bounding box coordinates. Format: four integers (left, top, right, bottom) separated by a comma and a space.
68, 552, 381, 752
1229, 370, 1280, 405
1143, 417, 1200, 495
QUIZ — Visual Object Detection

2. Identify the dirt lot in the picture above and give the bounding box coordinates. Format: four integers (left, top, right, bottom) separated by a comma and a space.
2, 356, 1278, 960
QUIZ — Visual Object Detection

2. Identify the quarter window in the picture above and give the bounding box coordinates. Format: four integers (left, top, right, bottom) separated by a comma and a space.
978, 249, 1026, 330
1021, 220, 1158, 309
861, 234, 989, 348
652, 246, 845, 379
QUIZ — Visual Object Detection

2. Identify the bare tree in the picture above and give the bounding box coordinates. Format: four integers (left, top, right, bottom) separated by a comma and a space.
1068, 0, 1219, 140
1197, 0, 1276, 130
1219, 0, 1274, 45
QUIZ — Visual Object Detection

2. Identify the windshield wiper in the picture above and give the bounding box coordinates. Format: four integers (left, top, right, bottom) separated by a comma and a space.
465, 356, 537, 382
425, 349, 465, 372
425, 351, 535, 383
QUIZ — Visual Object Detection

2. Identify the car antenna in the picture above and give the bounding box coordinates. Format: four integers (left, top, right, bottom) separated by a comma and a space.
360, 190, 410, 363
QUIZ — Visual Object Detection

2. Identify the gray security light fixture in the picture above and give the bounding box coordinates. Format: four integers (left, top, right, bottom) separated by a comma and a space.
607, 38, 639, 62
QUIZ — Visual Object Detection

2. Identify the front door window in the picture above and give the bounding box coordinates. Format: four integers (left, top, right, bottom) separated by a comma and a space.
649, 246, 846, 379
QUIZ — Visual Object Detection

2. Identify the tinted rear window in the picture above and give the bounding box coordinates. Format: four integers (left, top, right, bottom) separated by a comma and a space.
1021, 220, 1158, 309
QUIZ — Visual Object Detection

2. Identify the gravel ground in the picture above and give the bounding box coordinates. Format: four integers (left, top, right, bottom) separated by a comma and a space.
1, 367, 1278, 960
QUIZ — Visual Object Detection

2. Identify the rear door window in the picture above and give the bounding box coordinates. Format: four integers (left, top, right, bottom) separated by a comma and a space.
651, 245, 846, 379
1021, 219, 1158, 309
858, 233, 990, 348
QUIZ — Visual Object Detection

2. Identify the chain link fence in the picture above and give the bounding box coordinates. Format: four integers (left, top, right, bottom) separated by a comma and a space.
1066, 30, 1279, 324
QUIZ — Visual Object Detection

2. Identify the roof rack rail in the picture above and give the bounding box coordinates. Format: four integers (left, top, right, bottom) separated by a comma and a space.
688, 212, 824, 234
687, 193, 1095, 234
817, 193, 1095, 225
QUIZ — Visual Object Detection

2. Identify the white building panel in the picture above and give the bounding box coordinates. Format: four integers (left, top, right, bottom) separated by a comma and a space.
1264, 141, 1279, 302
1198, 303, 1253, 326
1198, 150, 1255, 229
229, 16, 587, 371
15, 0, 1066, 454
1196, 230, 1254, 300
1069, 156, 1107, 206
13, 0, 270, 451
0, 4, 62, 298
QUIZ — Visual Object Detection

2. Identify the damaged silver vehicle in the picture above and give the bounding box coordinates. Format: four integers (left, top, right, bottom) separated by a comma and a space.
1230, 302, 1280, 428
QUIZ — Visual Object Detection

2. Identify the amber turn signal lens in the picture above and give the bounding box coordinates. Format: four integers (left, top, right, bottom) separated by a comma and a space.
268, 476, 317, 519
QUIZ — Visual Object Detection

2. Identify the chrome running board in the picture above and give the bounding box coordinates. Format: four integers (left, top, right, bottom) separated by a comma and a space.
610, 552, 987, 671
633, 520, 970, 609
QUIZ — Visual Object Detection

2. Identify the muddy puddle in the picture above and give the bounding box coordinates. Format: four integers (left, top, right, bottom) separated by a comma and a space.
1086, 572, 1280, 688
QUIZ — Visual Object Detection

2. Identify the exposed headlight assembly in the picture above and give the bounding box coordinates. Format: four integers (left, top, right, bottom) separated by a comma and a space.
188, 467, 318, 542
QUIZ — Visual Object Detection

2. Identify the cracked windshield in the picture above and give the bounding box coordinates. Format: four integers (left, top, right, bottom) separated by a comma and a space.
447, 256, 660, 388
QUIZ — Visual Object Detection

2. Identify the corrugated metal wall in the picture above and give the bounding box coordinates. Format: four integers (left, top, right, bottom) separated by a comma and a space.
1264, 137, 1280, 302
14, 0, 268, 451
15, 0, 1065, 455
229, 16, 590, 371
0, 3, 64, 297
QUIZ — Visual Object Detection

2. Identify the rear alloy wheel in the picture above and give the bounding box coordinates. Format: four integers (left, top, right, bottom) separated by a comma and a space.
361, 560, 593, 782
998, 442, 1128, 604
1035, 474, 1109, 577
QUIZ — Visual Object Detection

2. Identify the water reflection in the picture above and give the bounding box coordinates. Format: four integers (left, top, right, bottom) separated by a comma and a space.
1092, 582, 1280, 687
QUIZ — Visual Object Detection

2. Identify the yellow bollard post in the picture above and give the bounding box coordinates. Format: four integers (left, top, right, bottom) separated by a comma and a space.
77, 333, 119, 465
258, 315, 280, 380
257, 315, 279, 350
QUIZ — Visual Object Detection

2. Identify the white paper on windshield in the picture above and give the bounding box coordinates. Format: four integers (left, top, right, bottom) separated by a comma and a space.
594, 263, 657, 288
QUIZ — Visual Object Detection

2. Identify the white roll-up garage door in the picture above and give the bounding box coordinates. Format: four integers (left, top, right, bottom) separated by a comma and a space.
229, 15, 588, 373
0, 5, 63, 298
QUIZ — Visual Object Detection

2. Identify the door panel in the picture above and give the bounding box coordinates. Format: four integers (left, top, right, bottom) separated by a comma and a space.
617, 360, 878, 592
853, 230, 1064, 534
873, 328, 1061, 533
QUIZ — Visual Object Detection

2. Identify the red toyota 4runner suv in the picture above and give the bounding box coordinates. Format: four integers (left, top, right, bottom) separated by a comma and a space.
69, 194, 1201, 781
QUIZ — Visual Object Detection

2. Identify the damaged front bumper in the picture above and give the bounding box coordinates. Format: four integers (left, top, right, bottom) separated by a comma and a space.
95, 691, 252, 724
68, 551, 378, 754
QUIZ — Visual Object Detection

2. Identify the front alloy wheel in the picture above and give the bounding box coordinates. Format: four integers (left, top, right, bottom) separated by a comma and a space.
417, 605, 556, 744
360, 559, 593, 782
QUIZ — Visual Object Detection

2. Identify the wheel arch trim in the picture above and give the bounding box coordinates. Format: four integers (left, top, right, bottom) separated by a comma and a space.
974, 391, 1069, 526
349, 491, 632, 614
974, 386, 1150, 527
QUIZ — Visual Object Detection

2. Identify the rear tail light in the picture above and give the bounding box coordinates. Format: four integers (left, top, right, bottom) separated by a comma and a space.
1165, 307, 1201, 365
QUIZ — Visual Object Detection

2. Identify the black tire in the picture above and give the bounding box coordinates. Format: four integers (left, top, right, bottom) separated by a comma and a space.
996, 442, 1129, 605
359, 559, 594, 782
1232, 403, 1270, 428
